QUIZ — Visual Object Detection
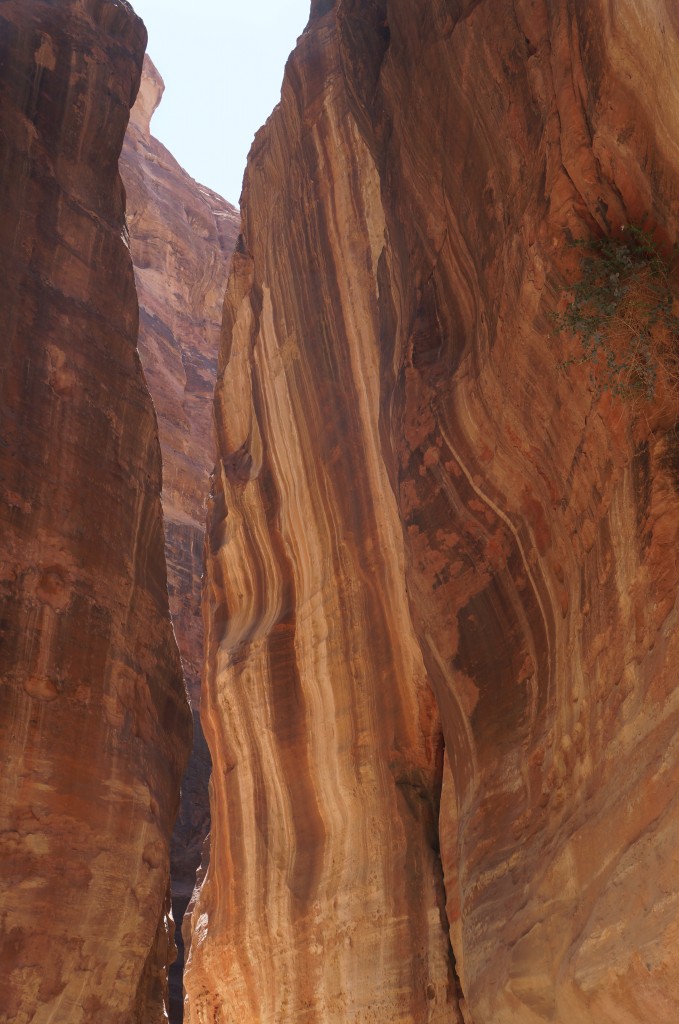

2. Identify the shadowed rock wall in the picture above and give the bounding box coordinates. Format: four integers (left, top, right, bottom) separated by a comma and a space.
0, 3, 191, 1022
186, 1, 679, 1022
120, 54, 239, 1022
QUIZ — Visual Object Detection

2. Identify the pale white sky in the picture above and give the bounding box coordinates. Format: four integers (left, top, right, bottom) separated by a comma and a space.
129, 0, 311, 206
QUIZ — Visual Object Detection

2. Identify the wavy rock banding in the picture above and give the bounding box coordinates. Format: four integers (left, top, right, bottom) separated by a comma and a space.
0, 3, 191, 1022
186, 2, 679, 1023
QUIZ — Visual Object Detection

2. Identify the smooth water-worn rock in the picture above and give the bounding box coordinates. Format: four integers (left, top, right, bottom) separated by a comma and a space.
120, 54, 239, 1021
0, 4, 191, 1022
186, 2, 679, 1022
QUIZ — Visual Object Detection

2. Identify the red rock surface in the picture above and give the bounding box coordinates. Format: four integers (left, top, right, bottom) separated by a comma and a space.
0, 3, 191, 1022
186, 2, 679, 1022
121, 56, 238, 706
120, 54, 239, 1021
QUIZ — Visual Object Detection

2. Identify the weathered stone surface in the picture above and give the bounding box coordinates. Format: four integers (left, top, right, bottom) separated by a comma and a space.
121, 57, 238, 694
120, 54, 239, 1021
0, 4, 191, 1022
186, 2, 679, 1022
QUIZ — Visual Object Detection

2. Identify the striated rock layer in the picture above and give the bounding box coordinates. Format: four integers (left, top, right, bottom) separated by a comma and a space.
120, 54, 239, 1021
187, 1, 679, 1023
0, 3, 191, 1022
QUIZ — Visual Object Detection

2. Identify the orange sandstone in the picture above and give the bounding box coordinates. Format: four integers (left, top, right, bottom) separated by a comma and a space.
186, 2, 679, 1023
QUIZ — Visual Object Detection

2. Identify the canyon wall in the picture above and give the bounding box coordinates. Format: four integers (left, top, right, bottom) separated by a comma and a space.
0, 3, 191, 1022
120, 55, 239, 1021
186, 2, 679, 1023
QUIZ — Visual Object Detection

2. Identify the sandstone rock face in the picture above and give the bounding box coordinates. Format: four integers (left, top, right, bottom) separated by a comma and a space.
0, 4, 191, 1022
120, 55, 239, 1021
186, 2, 679, 1023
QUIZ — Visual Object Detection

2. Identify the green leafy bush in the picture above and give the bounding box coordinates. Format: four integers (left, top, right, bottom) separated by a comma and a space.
553, 227, 679, 400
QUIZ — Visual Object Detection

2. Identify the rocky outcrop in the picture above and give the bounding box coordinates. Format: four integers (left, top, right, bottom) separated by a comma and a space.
0, 3, 191, 1023
186, 2, 679, 1022
120, 55, 239, 1021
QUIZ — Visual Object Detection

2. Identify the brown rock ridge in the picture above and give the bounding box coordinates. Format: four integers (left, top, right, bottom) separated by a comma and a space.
0, 3, 191, 1022
186, 1, 679, 1022
120, 54, 239, 1022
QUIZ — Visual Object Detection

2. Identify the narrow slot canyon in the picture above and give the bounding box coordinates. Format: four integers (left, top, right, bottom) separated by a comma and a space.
2, 2, 679, 1024
118, 57, 239, 1020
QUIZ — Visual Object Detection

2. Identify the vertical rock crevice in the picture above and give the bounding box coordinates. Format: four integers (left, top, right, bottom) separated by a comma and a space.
120, 53, 240, 1023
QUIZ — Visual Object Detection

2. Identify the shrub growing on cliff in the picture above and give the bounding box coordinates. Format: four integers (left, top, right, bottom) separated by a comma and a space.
554, 226, 679, 401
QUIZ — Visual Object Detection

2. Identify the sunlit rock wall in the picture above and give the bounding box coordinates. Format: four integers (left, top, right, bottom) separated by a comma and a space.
0, 3, 191, 1021
186, 1, 679, 1023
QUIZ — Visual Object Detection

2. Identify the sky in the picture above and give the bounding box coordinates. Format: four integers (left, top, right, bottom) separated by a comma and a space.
129, 0, 311, 206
